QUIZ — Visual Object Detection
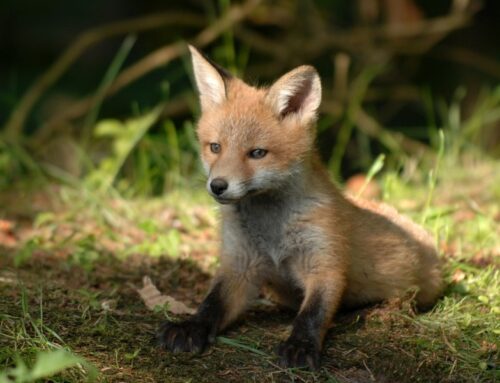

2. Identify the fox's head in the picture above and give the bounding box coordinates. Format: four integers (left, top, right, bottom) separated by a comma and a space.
189, 45, 322, 204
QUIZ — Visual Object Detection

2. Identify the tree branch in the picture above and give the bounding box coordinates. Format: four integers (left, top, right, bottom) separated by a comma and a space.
3, 12, 206, 140
38, 0, 262, 136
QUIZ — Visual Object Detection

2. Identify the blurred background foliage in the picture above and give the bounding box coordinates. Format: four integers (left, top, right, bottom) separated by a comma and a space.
1, 0, 499, 195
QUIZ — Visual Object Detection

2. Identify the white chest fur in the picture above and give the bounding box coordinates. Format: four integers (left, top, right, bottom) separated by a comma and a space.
221, 193, 324, 268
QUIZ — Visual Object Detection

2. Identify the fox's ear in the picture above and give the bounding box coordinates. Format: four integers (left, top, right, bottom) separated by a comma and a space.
188, 45, 231, 112
266, 65, 321, 125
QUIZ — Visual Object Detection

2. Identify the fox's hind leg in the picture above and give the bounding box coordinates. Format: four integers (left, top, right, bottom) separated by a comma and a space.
416, 252, 443, 311
277, 256, 346, 370
158, 258, 262, 353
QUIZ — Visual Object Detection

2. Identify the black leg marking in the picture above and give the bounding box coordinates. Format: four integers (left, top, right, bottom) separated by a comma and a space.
276, 290, 325, 370
157, 282, 225, 353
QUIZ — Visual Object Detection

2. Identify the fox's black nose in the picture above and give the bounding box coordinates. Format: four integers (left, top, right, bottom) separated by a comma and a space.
210, 178, 228, 196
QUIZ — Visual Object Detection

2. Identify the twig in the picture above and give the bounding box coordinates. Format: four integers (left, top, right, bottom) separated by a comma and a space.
371, 11, 472, 39
333, 53, 351, 101
354, 107, 429, 155
321, 99, 429, 156
265, 359, 309, 383
39, 0, 262, 135
233, 26, 286, 57
328, 10, 474, 48
362, 359, 376, 382
3, 12, 205, 140
433, 47, 500, 79
364, 85, 421, 102
240, 8, 477, 78
441, 326, 458, 354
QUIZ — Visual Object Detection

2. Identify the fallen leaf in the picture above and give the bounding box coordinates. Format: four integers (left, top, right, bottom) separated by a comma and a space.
0, 270, 18, 285
136, 276, 195, 314
0, 232, 17, 247
0, 219, 18, 247
101, 299, 117, 311
0, 219, 15, 232
451, 269, 466, 283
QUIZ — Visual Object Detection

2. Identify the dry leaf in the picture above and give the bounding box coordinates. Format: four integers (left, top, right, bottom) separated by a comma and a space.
452, 269, 466, 283
0, 270, 18, 285
136, 276, 195, 315
0, 219, 17, 247
0, 219, 14, 231
101, 299, 117, 311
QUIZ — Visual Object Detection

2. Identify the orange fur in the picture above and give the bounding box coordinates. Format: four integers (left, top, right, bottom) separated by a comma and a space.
191, 44, 443, 324
158, 46, 444, 369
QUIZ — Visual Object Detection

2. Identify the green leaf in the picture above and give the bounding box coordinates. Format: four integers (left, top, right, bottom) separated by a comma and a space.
94, 119, 124, 137
30, 349, 81, 379
34, 212, 56, 228
162, 229, 181, 258
478, 295, 489, 304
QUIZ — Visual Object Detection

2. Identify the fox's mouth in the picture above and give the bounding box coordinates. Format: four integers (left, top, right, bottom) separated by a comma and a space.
213, 188, 261, 204
214, 196, 240, 204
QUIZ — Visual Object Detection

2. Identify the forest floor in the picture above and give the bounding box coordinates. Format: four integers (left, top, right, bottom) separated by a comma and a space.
0, 152, 499, 383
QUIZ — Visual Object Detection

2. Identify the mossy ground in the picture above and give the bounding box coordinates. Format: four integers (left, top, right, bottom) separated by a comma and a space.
0, 153, 499, 382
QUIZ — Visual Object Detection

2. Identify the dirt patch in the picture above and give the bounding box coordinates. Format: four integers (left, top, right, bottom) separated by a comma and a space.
1, 249, 496, 383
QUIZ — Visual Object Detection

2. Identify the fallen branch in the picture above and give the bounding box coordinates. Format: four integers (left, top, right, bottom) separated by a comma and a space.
320, 98, 429, 156
236, 8, 477, 79
433, 47, 500, 79
354, 107, 429, 155
327, 9, 474, 49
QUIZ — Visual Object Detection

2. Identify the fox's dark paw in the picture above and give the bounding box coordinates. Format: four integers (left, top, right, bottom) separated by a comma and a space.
157, 319, 211, 354
276, 337, 320, 370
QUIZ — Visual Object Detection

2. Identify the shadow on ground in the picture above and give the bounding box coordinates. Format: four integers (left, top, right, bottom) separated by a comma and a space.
2, 245, 492, 383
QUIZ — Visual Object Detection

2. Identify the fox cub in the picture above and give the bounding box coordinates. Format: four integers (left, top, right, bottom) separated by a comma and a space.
158, 45, 443, 370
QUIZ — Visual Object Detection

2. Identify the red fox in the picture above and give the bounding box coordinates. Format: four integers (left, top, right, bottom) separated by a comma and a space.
158, 45, 443, 370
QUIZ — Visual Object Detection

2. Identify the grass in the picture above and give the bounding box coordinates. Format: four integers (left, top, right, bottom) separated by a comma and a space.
0, 147, 499, 382
0, 288, 97, 382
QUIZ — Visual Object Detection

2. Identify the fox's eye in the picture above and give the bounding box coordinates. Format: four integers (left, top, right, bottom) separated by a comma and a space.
249, 149, 268, 159
210, 143, 221, 153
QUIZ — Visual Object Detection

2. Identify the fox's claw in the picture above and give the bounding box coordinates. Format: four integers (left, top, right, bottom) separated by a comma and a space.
157, 320, 211, 354
276, 337, 320, 370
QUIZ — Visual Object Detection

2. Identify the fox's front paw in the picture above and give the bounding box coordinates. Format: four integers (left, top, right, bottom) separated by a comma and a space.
157, 319, 212, 353
276, 336, 320, 370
